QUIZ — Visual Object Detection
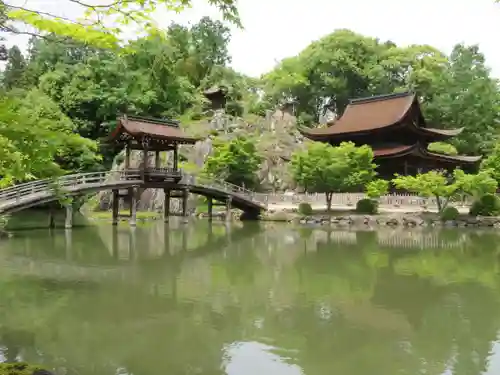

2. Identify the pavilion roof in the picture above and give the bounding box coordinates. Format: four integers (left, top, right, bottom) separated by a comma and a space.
301, 92, 462, 140
108, 115, 199, 144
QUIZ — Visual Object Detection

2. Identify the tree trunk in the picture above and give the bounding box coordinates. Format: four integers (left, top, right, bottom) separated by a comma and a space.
325, 192, 333, 212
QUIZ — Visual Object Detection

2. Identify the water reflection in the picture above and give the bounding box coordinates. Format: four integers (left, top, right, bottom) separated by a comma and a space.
0, 222, 500, 375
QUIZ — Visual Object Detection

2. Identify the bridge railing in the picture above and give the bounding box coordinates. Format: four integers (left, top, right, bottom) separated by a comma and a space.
182, 174, 266, 205
0, 170, 142, 204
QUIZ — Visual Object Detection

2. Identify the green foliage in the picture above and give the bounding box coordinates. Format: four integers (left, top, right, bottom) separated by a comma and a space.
469, 194, 500, 216
366, 179, 389, 199
298, 202, 313, 216
393, 169, 498, 213
481, 143, 500, 185
204, 136, 262, 188
2, 45, 26, 89
0, 89, 100, 185
356, 198, 378, 214
291, 142, 376, 211
0, 362, 44, 375
441, 206, 459, 221
428, 142, 458, 156
6, 0, 240, 49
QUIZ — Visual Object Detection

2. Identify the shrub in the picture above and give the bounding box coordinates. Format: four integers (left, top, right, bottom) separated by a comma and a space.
298, 202, 313, 216
356, 198, 378, 214
441, 206, 459, 221
469, 193, 500, 216
0, 363, 45, 375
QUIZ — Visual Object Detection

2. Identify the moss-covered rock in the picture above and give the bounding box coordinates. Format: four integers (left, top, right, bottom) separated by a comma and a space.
0, 363, 49, 375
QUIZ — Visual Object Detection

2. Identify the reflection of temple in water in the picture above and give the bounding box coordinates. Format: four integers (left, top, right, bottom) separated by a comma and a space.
308, 229, 468, 249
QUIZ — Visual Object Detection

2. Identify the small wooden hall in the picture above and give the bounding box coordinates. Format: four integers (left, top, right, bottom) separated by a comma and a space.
106, 115, 200, 225
300, 92, 481, 178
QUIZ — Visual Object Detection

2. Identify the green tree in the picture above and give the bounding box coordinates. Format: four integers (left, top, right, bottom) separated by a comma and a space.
421, 44, 500, 155
2, 45, 26, 89
366, 179, 389, 199
291, 142, 376, 211
481, 143, 500, 185
0, 89, 100, 186
392, 170, 497, 213
204, 137, 262, 188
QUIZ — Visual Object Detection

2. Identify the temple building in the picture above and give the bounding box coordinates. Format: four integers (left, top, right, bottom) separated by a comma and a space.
300, 92, 481, 178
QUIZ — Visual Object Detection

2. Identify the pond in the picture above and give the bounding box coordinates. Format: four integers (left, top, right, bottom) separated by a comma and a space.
0, 220, 500, 375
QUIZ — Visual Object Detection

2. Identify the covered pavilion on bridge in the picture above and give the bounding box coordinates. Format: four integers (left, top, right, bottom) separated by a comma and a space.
300, 92, 481, 178
107, 114, 200, 182
105, 115, 201, 226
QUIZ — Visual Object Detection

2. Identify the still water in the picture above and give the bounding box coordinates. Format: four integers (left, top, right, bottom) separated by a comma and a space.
1, 220, 500, 375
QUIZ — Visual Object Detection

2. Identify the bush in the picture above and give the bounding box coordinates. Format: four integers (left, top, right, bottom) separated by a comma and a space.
298, 202, 313, 215
0, 363, 45, 375
441, 206, 459, 221
356, 198, 378, 214
470, 193, 500, 216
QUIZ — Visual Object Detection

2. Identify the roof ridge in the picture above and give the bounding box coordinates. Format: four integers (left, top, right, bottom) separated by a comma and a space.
125, 114, 180, 128
349, 92, 414, 105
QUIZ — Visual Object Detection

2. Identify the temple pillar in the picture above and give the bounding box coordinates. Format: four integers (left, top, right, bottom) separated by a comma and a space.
173, 145, 178, 171
112, 189, 119, 226
64, 203, 73, 229
125, 142, 131, 170
129, 188, 137, 227
164, 189, 171, 223
155, 151, 161, 168
141, 142, 149, 180
207, 198, 213, 221
182, 189, 189, 224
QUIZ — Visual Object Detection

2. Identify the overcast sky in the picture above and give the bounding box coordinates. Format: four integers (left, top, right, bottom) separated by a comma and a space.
6, 0, 500, 77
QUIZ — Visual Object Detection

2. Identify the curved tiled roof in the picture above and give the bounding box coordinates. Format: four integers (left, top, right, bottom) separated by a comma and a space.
301, 92, 462, 140
303, 92, 415, 137
109, 115, 199, 144
373, 145, 416, 157
372, 144, 481, 164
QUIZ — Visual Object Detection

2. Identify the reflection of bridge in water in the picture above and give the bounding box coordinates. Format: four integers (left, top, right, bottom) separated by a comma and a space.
0, 221, 260, 283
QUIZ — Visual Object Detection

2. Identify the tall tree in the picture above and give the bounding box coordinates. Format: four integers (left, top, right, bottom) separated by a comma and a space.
420, 44, 500, 155
2, 45, 26, 89
291, 142, 376, 211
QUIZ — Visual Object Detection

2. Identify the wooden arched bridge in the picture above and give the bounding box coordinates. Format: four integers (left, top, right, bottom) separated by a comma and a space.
0, 168, 267, 227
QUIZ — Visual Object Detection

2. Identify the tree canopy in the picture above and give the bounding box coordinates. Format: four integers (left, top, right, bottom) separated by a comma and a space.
3, 0, 240, 48
291, 142, 376, 211
204, 136, 263, 188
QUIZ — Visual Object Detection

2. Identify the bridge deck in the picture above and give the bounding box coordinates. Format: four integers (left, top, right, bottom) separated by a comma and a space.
0, 169, 267, 215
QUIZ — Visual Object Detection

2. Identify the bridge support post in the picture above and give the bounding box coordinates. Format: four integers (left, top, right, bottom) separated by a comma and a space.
207, 198, 213, 221
225, 197, 232, 222
64, 204, 73, 229
164, 189, 170, 223
129, 187, 137, 227
112, 189, 119, 226
182, 189, 189, 224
